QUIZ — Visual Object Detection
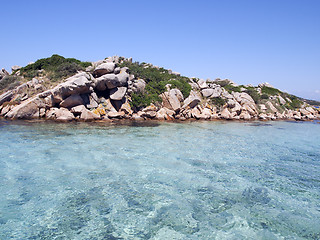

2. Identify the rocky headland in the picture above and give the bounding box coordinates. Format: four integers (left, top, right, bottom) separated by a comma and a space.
1, 55, 319, 122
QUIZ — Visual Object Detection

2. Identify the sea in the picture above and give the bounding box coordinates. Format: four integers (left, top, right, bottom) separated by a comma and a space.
0, 119, 319, 240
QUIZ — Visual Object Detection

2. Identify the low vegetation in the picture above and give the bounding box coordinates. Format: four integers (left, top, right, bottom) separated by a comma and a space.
118, 61, 191, 109
0, 75, 22, 92
19, 54, 91, 81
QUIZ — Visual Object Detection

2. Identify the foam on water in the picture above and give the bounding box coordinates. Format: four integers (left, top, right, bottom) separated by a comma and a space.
0, 120, 319, 239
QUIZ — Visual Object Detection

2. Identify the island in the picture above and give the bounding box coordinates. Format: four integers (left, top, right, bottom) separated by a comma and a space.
1, 54, 319, 122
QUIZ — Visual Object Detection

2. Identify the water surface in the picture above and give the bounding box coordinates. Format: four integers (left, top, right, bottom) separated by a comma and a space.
0, 120, 319, 239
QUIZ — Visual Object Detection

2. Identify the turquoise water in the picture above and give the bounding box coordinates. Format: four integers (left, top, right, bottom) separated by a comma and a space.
0, 120, 319, 240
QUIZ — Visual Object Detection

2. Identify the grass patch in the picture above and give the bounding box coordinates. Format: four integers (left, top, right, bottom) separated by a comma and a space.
261, 86, 282, 96
119, 61, 191, 109
19, 54, 91, 81
223, 84, 242, 93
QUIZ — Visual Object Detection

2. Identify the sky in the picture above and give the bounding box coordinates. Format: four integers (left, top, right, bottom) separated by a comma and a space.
1, 0, 320, 100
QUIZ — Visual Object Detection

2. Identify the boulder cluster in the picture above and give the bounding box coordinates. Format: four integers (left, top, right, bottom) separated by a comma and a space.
0, 56, 319, 122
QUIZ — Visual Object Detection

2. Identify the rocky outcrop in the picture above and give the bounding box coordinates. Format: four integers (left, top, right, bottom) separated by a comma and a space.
160, 89, 184, 112
0, 90, 13, 106
0, 68, 9, 80
1, 55, 319, 122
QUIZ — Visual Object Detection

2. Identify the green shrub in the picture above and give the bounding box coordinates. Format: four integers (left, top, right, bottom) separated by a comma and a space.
245, 88, 260, 103
215, 80, 229, 87
223, 84, 242, 93
19, 54, 91, 80
261, 86, 282, 96
261, 94, 269, 99
0, 75, 21, 91
118, 61, 191, 108
210, 97, 227, 108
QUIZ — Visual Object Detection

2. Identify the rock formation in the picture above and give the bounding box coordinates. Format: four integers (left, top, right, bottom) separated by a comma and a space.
0, 55, 319, 122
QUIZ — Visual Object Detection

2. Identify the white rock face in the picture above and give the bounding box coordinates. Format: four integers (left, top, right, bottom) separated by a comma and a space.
109, 87, 127, 101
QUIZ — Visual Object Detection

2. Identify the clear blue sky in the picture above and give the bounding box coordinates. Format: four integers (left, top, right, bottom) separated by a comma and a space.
1, 0, 320, 100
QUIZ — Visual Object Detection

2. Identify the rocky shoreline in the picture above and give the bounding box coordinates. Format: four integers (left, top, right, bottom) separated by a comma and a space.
1, 56, 319, 122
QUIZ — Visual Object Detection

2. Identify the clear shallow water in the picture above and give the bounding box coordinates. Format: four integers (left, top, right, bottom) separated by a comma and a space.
0, 120, 319, 240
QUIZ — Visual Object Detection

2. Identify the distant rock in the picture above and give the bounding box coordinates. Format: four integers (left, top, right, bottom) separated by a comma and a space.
0, 68, 9, 79
92, 62, 115, 77
11, 65, 21, 72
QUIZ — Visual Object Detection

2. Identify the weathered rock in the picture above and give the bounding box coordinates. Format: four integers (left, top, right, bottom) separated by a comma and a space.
161, 89, 183, 112
221, 90, 234, 99
114, 67, 121, 74
80, 108, 100, 121
120, 101, 133, 115
0, 90, 13, 105
201, 108, 212, 119
299, 108, 310, 116
182, 90, 201, 109
46, 107, 74, 121
11, 65, 21, 72
155, 107, 175, 120
51, 72, 92, 103
5, 97, 45, 119
117, 72, 129, 86
259, 104, 267, 111
240, 111, 251, 120
0, 68, 9, 79
109, 87, 127, 101
191, 107, 202, 119
132, 79, 146, 93
306, 106, 316, 114
233, 92, 255, 105
108, 111, 125, 119
201, 88, 214, 98
55, 108, 75, 121
132, 113, 144, 120
197, 79, 208, 89
142, 104, 158, 112
220, 108, 231, 119
266, 101, 278, 113
92, 104, 106, 116
92, 62, 115, 77
141, 110, 157, 118
278, 95, 286, 105
94, 73, 117, 91
259, 113, 267, 120
71, 104, 86, 114
60, 94, 84, 108
95, 72, 129, 90
210, 87, 222, 98
1, 105, 12, 116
